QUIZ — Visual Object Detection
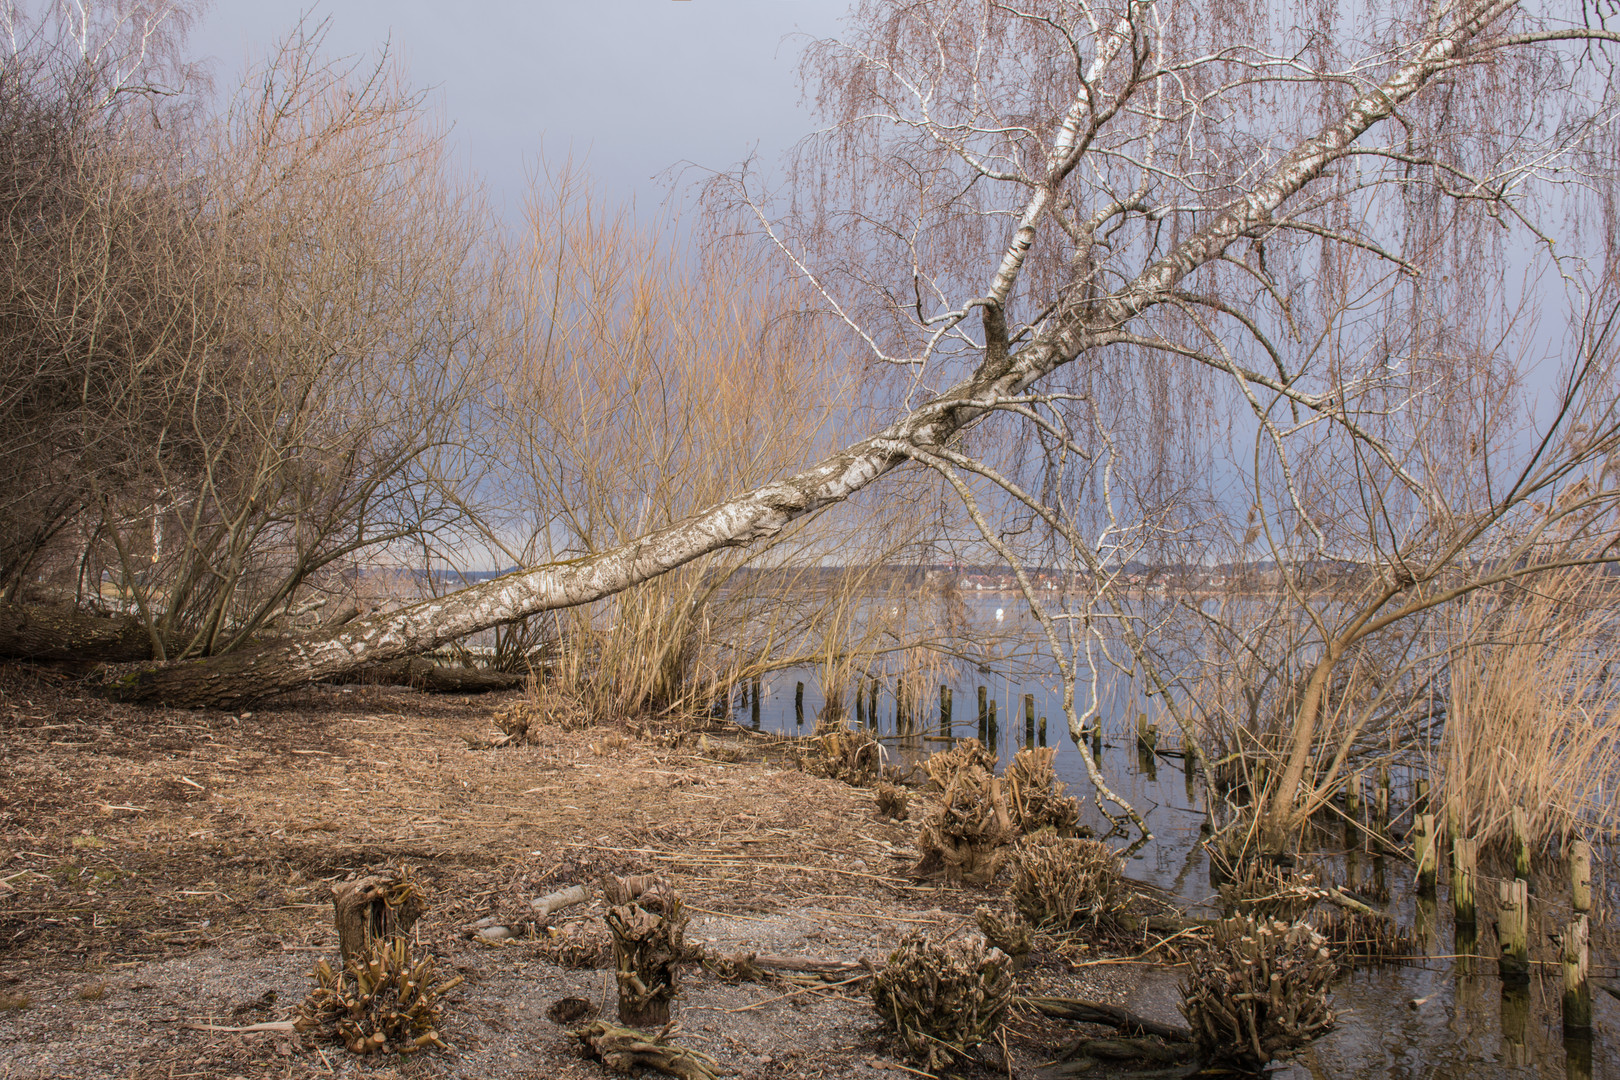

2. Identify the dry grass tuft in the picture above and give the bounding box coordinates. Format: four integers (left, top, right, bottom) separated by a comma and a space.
1433, 571, 1620, 850
1179, 917, 1335, 1070
1008, 831, 1126, 931
74, 981, 108, 1002
1005, 748, 1083, 836
538, 921, 615, 969
871, 935, 1015, 1071
494, 685, 593, 742
803, 728, 886, 786
294, 937, 462, 1055
0, 991, 31, 1010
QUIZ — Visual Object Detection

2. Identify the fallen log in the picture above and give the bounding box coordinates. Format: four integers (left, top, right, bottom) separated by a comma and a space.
0, 601, 152, 662
342, 657, 525, 694
1022, 996, 1193, 1043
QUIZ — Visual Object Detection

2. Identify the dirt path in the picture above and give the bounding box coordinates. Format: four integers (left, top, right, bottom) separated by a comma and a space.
0, 670, 1147, 1079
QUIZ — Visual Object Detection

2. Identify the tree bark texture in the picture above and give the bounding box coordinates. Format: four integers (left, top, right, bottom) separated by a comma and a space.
101, 6, 1494, 711
0, 602, 152, 663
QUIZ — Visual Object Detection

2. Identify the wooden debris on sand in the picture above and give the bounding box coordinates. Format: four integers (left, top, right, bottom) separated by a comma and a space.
570, 1019, 721, 1080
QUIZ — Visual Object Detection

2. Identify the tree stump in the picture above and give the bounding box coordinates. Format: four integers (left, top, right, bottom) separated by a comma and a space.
602, 874, 688, 1027
333, 872, 427, 967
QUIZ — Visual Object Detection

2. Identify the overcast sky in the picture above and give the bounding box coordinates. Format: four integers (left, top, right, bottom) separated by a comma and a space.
189, 1, 851, 220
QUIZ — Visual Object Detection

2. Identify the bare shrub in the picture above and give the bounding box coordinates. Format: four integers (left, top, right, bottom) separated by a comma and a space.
873, 781, 910, 821
974, 906, 1033, 968
1005, 748, 1083, 836
1008, 832, 1126, 931
1179, 918, 1336, 1070
871, 935, 1014, 1071
804, 728, 885, 786
916, 742, 1014, 882
294, 937, 462, 1055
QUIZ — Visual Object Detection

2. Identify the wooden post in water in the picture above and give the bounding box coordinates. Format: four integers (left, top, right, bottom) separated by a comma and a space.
1452, 837, 1478, 928
855, 681, 865, 727
939, 685, 952, 738
1510, 806, 1531, 881
1135, 713, 1158, 752
987, 699, 998, 750
1024, 693, 1035, 749
1564, 913, 1592, 1031
1497, 878, 1530, 981
1415, 777, 1430, 814
1500, 981, 1531, 1067
868, 680, 879, 731
1375, 764, 1391, 837
1346, 771, 1363, 821
794, 681, 804, 726
977, 685, 988, 743
1038, 714, 1047, 747
1414, 813, 1437, 896
1570, 840, 1592, 913
751, 674, 762, 729
896, 680, 907, 733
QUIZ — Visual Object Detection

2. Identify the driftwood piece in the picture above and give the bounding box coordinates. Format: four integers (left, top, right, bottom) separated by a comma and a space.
333, 872, 426, 966
702, 951, 867, 981
1023, 997, 1192, 1042
533, 883, 591, 916
570, 1020, 720, 1080
603, 874, 688, 1027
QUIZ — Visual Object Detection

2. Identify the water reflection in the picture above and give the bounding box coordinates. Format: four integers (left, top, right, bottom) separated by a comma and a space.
730, 596, 1614, 1078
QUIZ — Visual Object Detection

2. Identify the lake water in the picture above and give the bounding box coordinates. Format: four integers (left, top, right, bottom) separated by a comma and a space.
730, 593, 1617, 1078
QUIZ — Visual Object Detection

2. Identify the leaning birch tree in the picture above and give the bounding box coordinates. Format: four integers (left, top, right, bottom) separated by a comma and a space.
102, 0, 1620, 867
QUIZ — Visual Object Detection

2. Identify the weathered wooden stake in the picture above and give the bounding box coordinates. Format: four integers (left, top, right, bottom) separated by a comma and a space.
1374, 764, 1391, 835
1135, 713, 1158, 752
987, 699, 998, 748
1346, 772, 1363, 820
895, 680, 907, 732
1038, 714, 1047, 747
751, 675, 761, 729
868, 679, 879, 730
1497, 878, 1529, 981
794, 681, 804, 726
855, 682, 865, 727
1511, 806, 1531, 881
1563, 913, 1591, 1031
1415, 777, 1430, 814
939, 685, 952, 737
1452, 836, 1478, 928
1024, 693, 1035, 749
1500, 982, 1531, 1067
1570, 840, 1592, 913
977, 685, 988, 742
1414, 813, 1437, 896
